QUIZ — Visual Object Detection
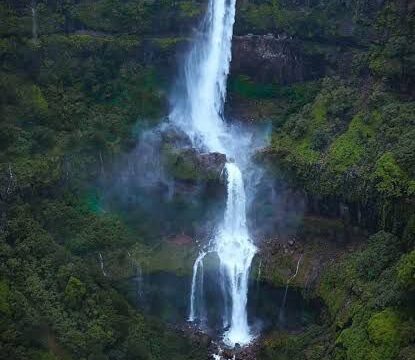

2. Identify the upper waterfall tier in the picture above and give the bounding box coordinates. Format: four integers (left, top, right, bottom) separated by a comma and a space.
170, 0, 236, 155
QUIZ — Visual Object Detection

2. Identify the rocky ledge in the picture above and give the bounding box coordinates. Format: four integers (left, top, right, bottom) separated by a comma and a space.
232, 34, 304, 85
161, 125, 227, 182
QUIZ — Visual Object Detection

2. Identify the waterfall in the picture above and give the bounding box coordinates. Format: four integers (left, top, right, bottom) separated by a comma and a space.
257, 259, 262, 282
279, 255, 303, 322
188, 251, 207, 322
170, 0, 257, 346
216, 163, 256, 346
98, 252, 107, 277
31, 0, 38, 43
136, 263, 143, 298
170, 0, 236, 153
220, 263, 230, 328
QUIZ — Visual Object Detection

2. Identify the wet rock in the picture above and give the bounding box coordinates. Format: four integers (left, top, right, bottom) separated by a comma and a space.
168, 233, 193, 246
199, 333, 211, 347
164, 147, 226, 182
159, 123, 192, 148
159, 124, 227, 182
232, 34, 305, 85
222, 349, 234, 359
199, 152, 227, 176
231, 32, 355, 88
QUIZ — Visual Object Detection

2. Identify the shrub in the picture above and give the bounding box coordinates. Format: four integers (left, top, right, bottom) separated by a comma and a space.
397, 250, 415, 289
64, 276, 86, 308
367, 309, 404, 360
373, 152, 407, 198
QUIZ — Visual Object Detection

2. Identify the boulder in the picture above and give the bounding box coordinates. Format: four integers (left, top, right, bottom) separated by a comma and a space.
199, 152, 227, 177
222, 348, 234, 359
164, 148, 226, 182
159, 123, 193, 148
159, 125, 227, 182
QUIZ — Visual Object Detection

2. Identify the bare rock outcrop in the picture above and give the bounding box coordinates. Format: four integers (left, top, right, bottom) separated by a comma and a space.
232, 34, 305, 85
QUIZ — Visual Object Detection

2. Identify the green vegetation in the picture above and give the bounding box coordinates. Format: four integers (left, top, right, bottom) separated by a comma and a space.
319, 231, 414, 360
0, 1, 208, 359
228, 75, 320, 124
130, 241, 197, 276
397, 250, 415, 289
264, 77, 415, 216
234, 0, 415, 206
231, 0, 415, 358
1, 0, 414, 359
261, 231, 415, 359
0, 200, 207, 359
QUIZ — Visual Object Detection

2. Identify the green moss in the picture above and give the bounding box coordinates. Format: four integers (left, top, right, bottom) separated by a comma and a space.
327, 114, 371, 172
373, 152, 410, 198
271, 90, 330, 169
264, 254, 295, 286
230, 75, 278, 99
311, 97, 327, 125
318, 278, 341, 315
163, 145, 222, 182
367, 309, 406, 360
164, 147, 200, 181
368, 309, 400, 342
153, 37, 185, 50
294, 138, 320, 163
130, 241, 196, 276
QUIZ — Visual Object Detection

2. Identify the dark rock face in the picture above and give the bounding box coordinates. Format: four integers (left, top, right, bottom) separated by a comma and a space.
160, 124, 227, 182
231, 33, 355, 85
198, 152, 227, 178
231, 34, 305, 84
160, 123, 193, 148
165, 147, 227, 182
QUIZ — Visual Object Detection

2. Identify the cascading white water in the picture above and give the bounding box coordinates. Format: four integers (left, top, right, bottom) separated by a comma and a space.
170, 0, 257, 347
188, 251, 207, 322
171, 0, 236, 153
216, 163, 256, 345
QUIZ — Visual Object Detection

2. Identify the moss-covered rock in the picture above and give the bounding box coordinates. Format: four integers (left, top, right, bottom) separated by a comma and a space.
163, 145, 226, 182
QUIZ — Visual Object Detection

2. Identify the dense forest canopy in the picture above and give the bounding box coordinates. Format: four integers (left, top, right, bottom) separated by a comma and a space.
0, 0, 414, 359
